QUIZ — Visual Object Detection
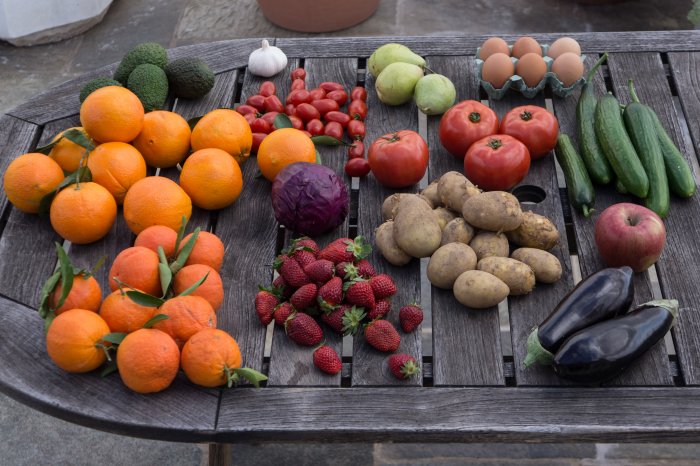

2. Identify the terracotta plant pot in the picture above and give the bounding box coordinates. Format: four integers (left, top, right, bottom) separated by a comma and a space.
257, 0, 380, 33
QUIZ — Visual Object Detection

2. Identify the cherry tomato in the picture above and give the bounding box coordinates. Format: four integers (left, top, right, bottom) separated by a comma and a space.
326, 90, 348, 107
464, 134, 531, 191
302, 130, 313, 138
295, 103, 321, 122
310, 99, 340, 116
252, 133, 267, 153
348, 99, 367, 120
439, 100, 499, 159
499, 105, 559, 159
348, 140, 365, 159
259, 81, 276, 97
287, 89, 312, 105
345, 158, 371, 178
243, 112, 256, 125
289, 115, 304, 130
324, 111, 351, 128
347, 120, 365, 141
324, 121, 344, 139
291, 78, 306, 91
351, 86, 367, 102
235, 104, 259, 116
246, 94, 266, 111
264, 95, 285, 113
320, 82, 344, 92
309, 88, 327, 101
306, 119, 324, 136
261, 111, 279, 126
285, 104, 296, 116
367, 130, 429, 188
250, 117, 271, 134
291, 68, 306, 80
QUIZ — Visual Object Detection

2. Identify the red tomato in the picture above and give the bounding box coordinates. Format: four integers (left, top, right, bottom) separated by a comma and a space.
235, 104, 259, 116
250, 117, 271, 134
310, 99, 340, 116
295, 103, 321, 122
306, 119, 324, 136
499, 105, 559, 159
464, 134, 531, 191
320, 82, 344, 92
439, 100, 499, 159
348, 120, 365, 141
348, 141, 365, 159
291, 68, 306, 81
287, 89, 312, 105
348, 99, 367, 120
285, 104, 296, 116
261, 111, 279, 126
326, 90, 348, 107
302, 130, 313, 138
259, 81, 276, 97
252, 133, 267, 153
264, 95, 285, 113
243, 112, 256, 125
309, 88, 326, 101
288, 115, 304, 130
345, 158, 371, 178
351, 86, 367, 102
368, 130, 428, 188
246, 94, 266, 111
324, 111, 351, 127
291, 78, 306, 91
324, 121, 344, 139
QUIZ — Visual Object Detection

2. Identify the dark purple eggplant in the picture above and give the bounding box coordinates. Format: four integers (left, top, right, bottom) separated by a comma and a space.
524, 266, 634, 367
553, 299, 678, 384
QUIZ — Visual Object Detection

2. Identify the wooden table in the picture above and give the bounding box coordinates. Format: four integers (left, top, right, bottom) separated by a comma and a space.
3, 31, 700, 465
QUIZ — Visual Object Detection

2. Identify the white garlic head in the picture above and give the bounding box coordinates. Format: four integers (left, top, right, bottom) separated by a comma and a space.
248, 39, 288, 77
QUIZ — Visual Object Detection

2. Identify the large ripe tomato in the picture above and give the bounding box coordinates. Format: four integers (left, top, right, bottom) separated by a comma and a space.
439, 100, 499, 159
499, 105, 559, 159
368, 130, 428, 188
464, 135, 530, 191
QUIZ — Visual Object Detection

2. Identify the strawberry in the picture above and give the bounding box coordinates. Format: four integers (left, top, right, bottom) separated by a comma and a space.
399, 304, 423, 333
356, 259, 376, 278
318, 236, 372, 264
290, 283, 317, 310
254, 288, 279, 326
364, 319, 400, 352
277, 255, 311, 288
388, 353, 420, 380
292, 249, 317, 269
317, 276, 343, 311
273, 301, 294, 326
367, 299, 391, 320
304, 259, 335, 284
290, 236, 319, 255
344, 278, 375, 310
322, 304, 366, 335
369, 274, 397, 300
285, 312, 323, 346
313, 345, 342, 375
273, 274, 293, 298
335, 261, 358, 280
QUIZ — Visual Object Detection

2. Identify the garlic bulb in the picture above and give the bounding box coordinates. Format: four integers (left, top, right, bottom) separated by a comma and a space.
248, 39, 288, 77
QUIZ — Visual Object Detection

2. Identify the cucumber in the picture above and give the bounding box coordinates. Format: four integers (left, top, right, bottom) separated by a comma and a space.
576, 53, 613, 185
614, 177, 628, 194
648, 109, 697, 198
594, 93, 649, 198
555, 133, 595, 218
624, 80, 669, 218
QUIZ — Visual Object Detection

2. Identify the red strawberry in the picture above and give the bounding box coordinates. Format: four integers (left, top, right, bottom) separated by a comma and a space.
367, 299, 391, 320
273, 302, 294, 326
321, 304, 366, 335
273, 274, 293, 298
388, 353, 420, 380
290, 236, 319, 254
285, 312, 323, 346
344, 279, 375, 310
356, 259, 376, 278
335, 261, 358, 280
369, 274, 397, 300
254, 288, 279, 326
399, 304, 423, 333
290, 283, 317, 310
277, 255, 311, 288
304, 259, 335, 284
318, 236, 372, 264
364, 319, 400, 352
317, 276, 343, 311
313, 345, 342, 375
292, 249, 317, 269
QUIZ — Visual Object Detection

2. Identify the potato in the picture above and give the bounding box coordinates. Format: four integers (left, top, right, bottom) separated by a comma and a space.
421, 181, 442, 207
477, 256, 535, 295
505, 211, 560, 250
511, 247, 562, 284
437, 171, 481, 212
469, 231, 509, 261
453, 270, 510, 309
375, 220, 412, 266
441, 218, 475, 246
462, 191, 523, 232
381, 193, 408, 221
393, 195, 442, 258
433, 207, 457, 230
427, 243, 477, 289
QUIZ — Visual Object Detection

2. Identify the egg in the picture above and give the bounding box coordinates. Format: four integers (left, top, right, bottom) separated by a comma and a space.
548, 37, 582, 59
479, 37, 510, 60
481, 52, 514, 89
552, 52, 584, 87
512, 37, 542, 58
516, 53, 547, 88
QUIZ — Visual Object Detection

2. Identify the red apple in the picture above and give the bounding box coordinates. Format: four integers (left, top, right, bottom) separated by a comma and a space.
594, 203, 666, 272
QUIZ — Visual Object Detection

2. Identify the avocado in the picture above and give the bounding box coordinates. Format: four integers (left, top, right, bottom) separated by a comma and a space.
127, 64, 169, 112
79, 77, 123, 103
165, 57, 215, 99
113, 42, 168, 84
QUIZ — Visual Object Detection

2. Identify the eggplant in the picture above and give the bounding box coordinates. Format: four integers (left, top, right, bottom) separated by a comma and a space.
523, 266, 634, 367
553, 299, 678, 384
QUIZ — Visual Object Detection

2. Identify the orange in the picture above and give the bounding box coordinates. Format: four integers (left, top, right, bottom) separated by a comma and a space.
123, 176, 192, 235
181, 329, 242, 388
48, 127, 94, 173
153, 295, 217, 348
100, 287, 156, 333
49, 272, 102, 315
179, 148, 243, 210
46, 308, 111, 373
108, 246, 161, 296
172, 264, 224, 311
134, 225, 178, 259
190, 109, 252, 164
116, 328, 180, 393
179, 231, 225, 272
256, 128, 316, 182
3, 153, 65, 214
132, 110, 191, 168
87, 142, 147, 205
80, 86, 144, 143
49, 182, 117, 244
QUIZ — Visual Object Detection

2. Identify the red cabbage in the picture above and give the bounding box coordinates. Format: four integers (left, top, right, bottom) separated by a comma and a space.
271, 162, 349, 237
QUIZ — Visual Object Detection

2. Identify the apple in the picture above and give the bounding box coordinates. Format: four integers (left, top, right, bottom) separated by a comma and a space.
594, 203, 666, 272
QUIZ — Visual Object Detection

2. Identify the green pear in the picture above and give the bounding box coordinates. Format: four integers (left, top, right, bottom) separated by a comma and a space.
369, 43, 426, 78
414, 74, 457, 115
375, 62, 424, 106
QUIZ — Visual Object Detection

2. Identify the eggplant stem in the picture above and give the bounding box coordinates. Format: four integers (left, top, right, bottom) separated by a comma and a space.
523, 327, 555, 368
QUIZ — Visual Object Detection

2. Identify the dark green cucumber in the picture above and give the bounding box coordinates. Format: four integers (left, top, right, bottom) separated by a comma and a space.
648, 110, 697, 198
614, 177, 628, 194
555, 133, 595, 217
624, 80, 669, 218
576, 53, 613, 185
594, 93, 649, 198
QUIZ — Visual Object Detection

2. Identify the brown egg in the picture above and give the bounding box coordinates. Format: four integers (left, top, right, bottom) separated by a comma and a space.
481, 52, 514, 89
479, 37, 510, 60
548, 37, 582, 59
516, 53, 547, 88
512, 37, 542, 58
552, 52, 584, 87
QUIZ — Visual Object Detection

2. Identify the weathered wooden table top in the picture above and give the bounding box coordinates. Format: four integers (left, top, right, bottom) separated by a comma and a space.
3, 31, 700, 445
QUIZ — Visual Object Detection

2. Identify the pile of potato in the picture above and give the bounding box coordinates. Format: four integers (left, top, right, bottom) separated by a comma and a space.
375, 171, 563, 309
